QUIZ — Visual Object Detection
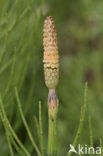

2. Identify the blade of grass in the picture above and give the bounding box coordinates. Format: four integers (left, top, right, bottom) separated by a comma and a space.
0, 95, 30, 156
15, 87, 41, 156
39, 101, 46, 156
68, 82, 88, 156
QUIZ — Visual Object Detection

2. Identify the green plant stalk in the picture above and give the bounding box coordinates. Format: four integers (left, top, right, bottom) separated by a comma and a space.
48, 114, 57, 156
15, 88, 41, 156
0, 95, 30, 156
73, 82, 88, 147
34, 116, 40, 139
68, 82, 88, 156
10, 136, 25, 156
0, 109, 14, 156
48, 116, 54, 155
48, 89, 58, 156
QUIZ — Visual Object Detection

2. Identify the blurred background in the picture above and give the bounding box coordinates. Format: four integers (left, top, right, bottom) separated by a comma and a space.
0, 0, 103, 155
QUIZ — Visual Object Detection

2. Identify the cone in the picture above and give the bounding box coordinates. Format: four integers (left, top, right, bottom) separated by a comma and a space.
43, 16, 59, 89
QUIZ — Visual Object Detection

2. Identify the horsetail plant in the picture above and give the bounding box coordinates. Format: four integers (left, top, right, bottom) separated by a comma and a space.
43, 16, 59, 156
0, 14, 96, 156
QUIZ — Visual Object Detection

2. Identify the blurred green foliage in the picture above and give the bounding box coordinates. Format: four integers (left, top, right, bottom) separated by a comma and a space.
0, 0, 103, 155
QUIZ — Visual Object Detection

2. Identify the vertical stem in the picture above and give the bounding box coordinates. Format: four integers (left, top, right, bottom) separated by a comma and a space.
0, 95, 30, 156
43, 16, 59, 155
48, 115, 57, 155
47, 89, 58, 156
54, 116, 57, 155
15, 88, 41, 156
68, 82, 88, 156
48, 116, 54, 155
0, 110, 14, 156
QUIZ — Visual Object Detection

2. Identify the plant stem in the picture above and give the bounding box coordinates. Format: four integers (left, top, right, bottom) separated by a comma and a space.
0, 110, 14, 156
47, 89, 58, 156
68, 82, 88, 156
15, 88, 41, 156
48, 114, 57, 156
10, 136, 25, 156
0, 95, 30, 156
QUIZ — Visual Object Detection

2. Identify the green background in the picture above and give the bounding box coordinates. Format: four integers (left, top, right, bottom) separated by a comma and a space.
0, 0, 103, 155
